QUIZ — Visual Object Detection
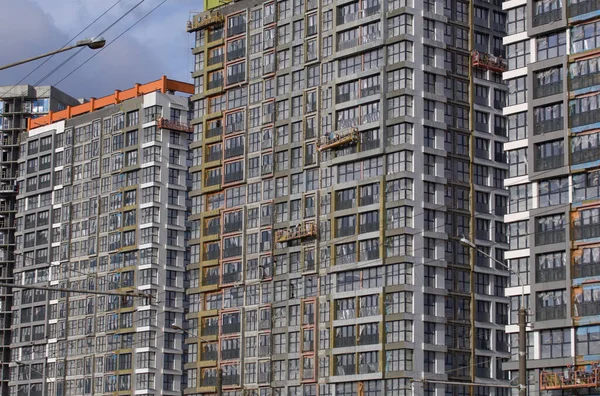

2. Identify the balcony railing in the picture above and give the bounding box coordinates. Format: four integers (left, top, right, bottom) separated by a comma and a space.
222, 272, 241, 284
536, 266, 566, 283
221, 348, 240, 360
337, 227, 354, 238
204, 249, 220, 261
570, 71, 600, 91
573, 261, 600, 278
208, 29, 223, 42
202, 274, 219, 286
335, 336, 355, 348
336, 198, 355, 211
534, 81, 563, 99
223, 220, 242, 234
205, 175, 221, 187
570, 109, 600, 128
228, 72, 246, 84
575, 301, 600, 317
358, 333, 379, 345
572, 147, 600, 165
206, 126, 223, 138
534, 155, 563, 171
222, 322, 241, 334
225, 145, 244, 159
227, 24, 246, 37
222, 374, 240, 386
224, 170, 243, 184
573, 223, 600, 240
536, 304, 566, 321
360, 221, 379, 234
360, 195, 377, 206
202, 349, 218, 361
533, 117, 563, 135
535, 229, 566, 246
568, 0, 600, 18
533, 8, 562, 27
206, 151, 222, 163
202, 324, 219, 336
208, 79, 223, 91
207, 54, 224, 66
227, 47, 246, 61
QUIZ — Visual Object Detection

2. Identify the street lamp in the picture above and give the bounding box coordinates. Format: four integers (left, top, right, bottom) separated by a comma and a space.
0, 37, 106, 71
460, 237, 527, 396
171, 324, 222, 396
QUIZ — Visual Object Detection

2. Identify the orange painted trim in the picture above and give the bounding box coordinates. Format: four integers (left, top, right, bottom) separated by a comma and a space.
28, 76, 194, 130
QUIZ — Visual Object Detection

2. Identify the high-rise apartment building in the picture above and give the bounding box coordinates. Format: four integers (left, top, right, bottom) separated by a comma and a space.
503, 0, 600, 393
0, 85, 78, 395
9, 77, 193, 396
186, 0, 510, 395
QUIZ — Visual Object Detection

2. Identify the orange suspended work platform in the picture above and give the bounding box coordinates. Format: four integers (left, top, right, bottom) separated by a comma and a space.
472, 51, 507, 73
28, 76, 194, 131
317, 128, 358, 151
275, 223, 317, 243
157, 117, 194, 133
187, 10, 224, 32
540, 367, 599, 390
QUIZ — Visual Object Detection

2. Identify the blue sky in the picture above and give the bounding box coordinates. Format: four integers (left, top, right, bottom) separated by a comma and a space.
0, 0, 201, 98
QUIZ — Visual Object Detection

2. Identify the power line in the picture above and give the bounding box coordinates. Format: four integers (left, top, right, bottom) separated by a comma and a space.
52, 0, 168, 90
0, 0, 124, 100
33, 0, 146, 88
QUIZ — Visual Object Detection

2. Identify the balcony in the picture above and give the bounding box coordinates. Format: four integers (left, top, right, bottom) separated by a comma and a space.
496, 314, 508, 325
204, 222, 220, 237
222, 272, 241, 284
476, 311, 490, 323
336, 365, 356, 376
227, 24, 246, 37
360, 195, 377, 206
206, 151, 222, 163
572, 146, 600, 166
222, 322, 241, 334
358, 333, 379, 345
568, 0, 600, 18
495, 126, 507, 137
223, 220, 242, 234
201, 376, 217, 387
575, 300, 600, 317
536, 304, 566, 321
475, 96, 488, 107
221, 348, 240, 360
536, 266, 566, 283
187, 10, 224, 32
476, 229, 490, 241
472, 51, 507, 73
361, 85, 380, 98
227, 72, 245, 85
317, 128, 358, 151
207, 78, 223, 91
573, 261, 600, 278
206, 126, 223, 139
222, 374, 240, 386
476, 202, 489, 213
570, 109, 600, 128
208, 29, 223, 42
224, 170, 243, 184
535, 229, 566, 246
335, 336, 355, 348
533, 118, 563, 135
541, 368, 599, 391
224, 145, 244, 159
275, 223, 317, 243
533, 8, 562, 27
202, 323, 219, 336
204, 249, 220, 261
336, 252, 357, 266
362, 248, 379, 261
475, 148, 489, 160
573, 223, 600, 240
202, 274, 219, 286
336, 198, 355, 211
534, 155, 563, 172
202, 349, 218, 361
476, 338, 491, 350
359, 221, 379, 234
206, 174, 221, 188
207, 54, 224, 66
570, 70, 600, 91
534, 82, 563, 99
227, 47, 246, 61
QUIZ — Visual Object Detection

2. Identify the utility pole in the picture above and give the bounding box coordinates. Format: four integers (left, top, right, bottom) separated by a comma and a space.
460, 238, 527, 396
518, 306, 527, 396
